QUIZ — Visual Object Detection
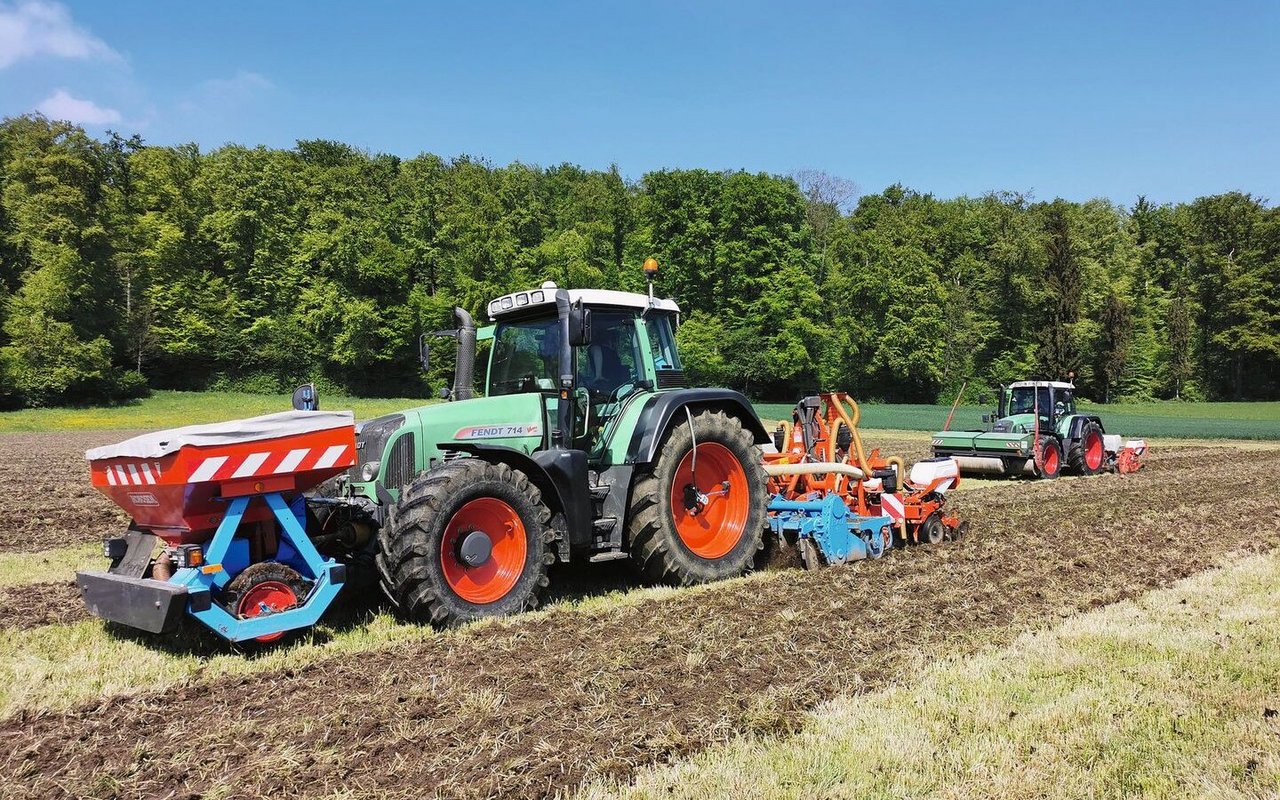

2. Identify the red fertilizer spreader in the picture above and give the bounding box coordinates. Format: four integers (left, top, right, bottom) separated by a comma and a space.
87, 411, 357, 545
78, 410, 357, 642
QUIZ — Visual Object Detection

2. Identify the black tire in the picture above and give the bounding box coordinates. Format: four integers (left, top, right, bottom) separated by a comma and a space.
1067, 422, 1105, 476
920, 512, 946, 545
627, 409, 768, 585
222, 561, 310, 647
1035, 438, 1063, 480
952, 520, 970, 540
376, 459, 555, 627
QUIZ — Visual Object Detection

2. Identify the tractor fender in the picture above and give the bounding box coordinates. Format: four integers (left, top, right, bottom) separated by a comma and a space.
439, 442, 590, 561
625, 389, 770, 467
1065, 415, 1105, 440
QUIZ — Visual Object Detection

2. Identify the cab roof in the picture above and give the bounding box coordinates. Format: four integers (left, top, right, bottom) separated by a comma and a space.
1008, 380, 1075, 390
487, 282, 680, 321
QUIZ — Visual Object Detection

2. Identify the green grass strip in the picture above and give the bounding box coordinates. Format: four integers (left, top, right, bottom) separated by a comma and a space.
0, 390, 436, 433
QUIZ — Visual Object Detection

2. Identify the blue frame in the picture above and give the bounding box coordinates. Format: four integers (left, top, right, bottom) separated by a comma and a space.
767, 493, 893, 564
169, 492, 344, 642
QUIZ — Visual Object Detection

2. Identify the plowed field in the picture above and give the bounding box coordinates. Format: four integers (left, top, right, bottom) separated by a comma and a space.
1, 439, 1277, 800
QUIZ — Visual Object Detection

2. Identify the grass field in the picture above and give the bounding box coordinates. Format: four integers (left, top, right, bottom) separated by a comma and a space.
3, 391, 1277, 440
0, 390, 435, 432
753, 400, 1280, 440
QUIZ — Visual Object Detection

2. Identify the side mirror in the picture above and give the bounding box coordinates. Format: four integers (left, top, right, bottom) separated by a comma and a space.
568, 301, 592, 347
291, 383, 319, 411
418, 333, 430, 373
981, 414, 991, 424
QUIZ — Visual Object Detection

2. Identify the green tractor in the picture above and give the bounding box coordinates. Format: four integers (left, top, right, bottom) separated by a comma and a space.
315, 267, 770, 625
929, 380, 1110, 479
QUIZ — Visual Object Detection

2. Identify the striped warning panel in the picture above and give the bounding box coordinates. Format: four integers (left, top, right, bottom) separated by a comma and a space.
881, 492, 905, 521
187, 444, 351, 483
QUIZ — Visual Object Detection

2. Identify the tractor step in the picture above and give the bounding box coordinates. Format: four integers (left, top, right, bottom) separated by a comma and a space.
588, 551, 630, 563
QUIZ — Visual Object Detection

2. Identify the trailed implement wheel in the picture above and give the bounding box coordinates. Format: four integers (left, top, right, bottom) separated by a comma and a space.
921, 512, 946, 545
1068, 422, 1105, 476
225, 562, 308, 644
1036, 439, 1062, 480
628, 410, 767, 585
377, 459, 555, 626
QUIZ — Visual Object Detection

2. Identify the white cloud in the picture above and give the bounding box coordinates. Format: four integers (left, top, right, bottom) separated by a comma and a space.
0, 0, 121, 68
36, 88, 121, 124
178, 70, 273, 111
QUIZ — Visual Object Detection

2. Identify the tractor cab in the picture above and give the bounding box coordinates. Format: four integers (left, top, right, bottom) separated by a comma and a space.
483, 282, 684, 458
995, 381, 1077, 438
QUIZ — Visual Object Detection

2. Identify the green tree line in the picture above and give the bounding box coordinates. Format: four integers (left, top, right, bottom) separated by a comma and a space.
1, 114, 1277, 407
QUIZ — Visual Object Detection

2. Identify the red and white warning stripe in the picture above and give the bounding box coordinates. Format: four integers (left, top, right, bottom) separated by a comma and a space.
102, 444, 350, 486
105, 462, 164, 486
881, 492, 905, 521
188, 444, 350, 483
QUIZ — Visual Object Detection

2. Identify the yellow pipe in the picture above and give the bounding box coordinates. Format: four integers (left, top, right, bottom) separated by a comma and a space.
830, 394, 871, 475
831, 392, 909, 544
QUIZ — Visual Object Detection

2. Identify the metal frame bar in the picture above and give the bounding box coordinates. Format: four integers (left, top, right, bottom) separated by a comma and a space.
171, 492, 343, 642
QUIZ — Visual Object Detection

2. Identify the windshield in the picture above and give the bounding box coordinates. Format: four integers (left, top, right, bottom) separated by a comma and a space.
488, 316, 560, 396
1008, 386, 1074, 417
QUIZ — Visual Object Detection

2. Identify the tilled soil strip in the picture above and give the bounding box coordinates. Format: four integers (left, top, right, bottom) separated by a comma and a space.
0, 583, 85, 629
0, 432, 132, 555
3, 448, 1278, 800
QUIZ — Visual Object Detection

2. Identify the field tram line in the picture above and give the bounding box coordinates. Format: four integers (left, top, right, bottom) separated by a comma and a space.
2, 447, 1279, 799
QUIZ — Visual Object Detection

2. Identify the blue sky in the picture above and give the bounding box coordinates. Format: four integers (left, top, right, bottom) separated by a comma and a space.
1, 1, 1277, 205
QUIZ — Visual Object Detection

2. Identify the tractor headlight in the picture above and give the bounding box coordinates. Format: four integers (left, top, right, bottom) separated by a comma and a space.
361, 461, 381, 482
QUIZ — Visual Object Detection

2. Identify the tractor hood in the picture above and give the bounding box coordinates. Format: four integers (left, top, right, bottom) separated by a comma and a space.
344, 393, 549, 503
992, 413, 1035, 434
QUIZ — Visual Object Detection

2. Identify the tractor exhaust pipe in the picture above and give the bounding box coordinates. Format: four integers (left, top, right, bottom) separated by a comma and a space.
451, 307, 477, 401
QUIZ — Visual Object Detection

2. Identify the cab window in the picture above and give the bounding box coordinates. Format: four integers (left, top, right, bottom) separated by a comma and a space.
578, 311, 642, 397
488, 317, 560, 396
645, 314, 682, 372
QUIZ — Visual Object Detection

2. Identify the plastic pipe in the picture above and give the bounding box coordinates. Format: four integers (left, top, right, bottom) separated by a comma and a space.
763, 462, 865, 480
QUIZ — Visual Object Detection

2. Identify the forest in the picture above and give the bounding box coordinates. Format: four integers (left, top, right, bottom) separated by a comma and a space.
0, 113, 1277, 408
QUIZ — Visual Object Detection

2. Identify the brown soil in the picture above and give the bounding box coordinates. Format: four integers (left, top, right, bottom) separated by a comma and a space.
0, 431, 136, 555
0, 582, 86, 629
2, 444, 1277, 799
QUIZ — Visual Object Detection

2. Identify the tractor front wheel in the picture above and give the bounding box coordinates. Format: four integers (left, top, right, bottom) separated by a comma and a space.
376, 459, 555, 626
1067, 422, 1105, 476
1035, 439, 1063, 480
628, 410, 767, 585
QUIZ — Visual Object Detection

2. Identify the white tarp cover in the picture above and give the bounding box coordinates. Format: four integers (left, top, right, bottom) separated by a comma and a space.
86, 410, 355, 461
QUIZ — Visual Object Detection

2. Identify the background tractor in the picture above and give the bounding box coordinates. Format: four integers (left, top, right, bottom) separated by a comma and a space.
930, 380, 1146, 479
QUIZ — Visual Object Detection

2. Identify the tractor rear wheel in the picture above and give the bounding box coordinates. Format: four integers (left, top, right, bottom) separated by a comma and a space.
627, 410, 767, 585
1067, 422, 1105, 476
376, 459, 555, 627
1035, 439, 1063, 480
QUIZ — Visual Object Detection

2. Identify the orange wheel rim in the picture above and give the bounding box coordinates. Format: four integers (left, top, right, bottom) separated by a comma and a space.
1085, 431, 1103, 470
235, 580, 298, 643
1044, 445, 1059, 474
669, 442, 750, 559
441, 497, 527, 604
